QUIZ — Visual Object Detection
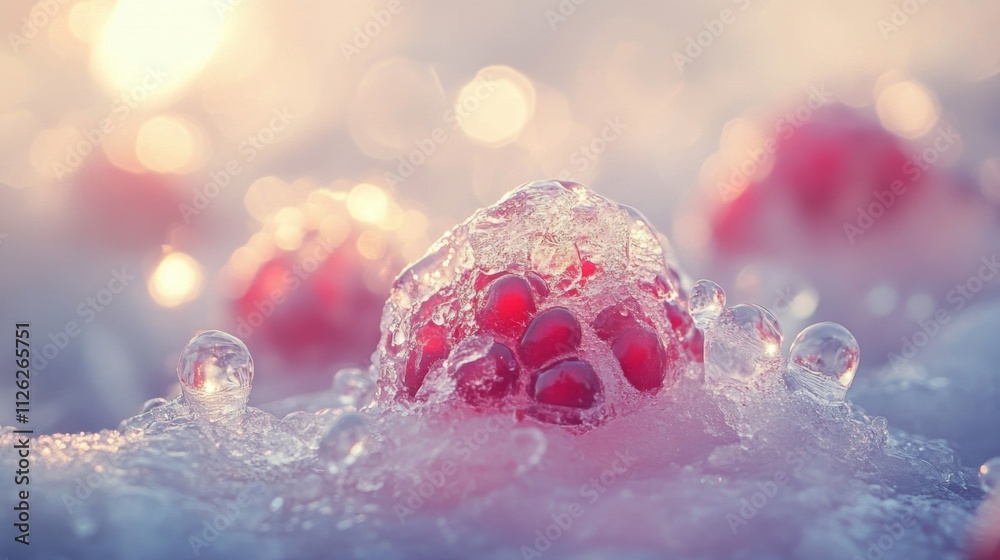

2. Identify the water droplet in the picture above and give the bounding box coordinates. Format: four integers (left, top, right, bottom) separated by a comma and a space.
318, 412, 370, 475
688, 279, 726, 329
331, 367, 376, 409
705, 304, 783, 384
177, 330, 253, 415
786, 322, 859, 403
980, 457, 1000, 493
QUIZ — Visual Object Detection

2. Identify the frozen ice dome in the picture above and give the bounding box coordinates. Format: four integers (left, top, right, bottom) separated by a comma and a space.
374, 180, 701, 428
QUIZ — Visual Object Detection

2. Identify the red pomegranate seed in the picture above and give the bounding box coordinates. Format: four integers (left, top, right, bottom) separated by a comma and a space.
519, 307, 582, 366
403, 323, 449, 397
477, 274, 536, 338
532, 360, 600, 408
612, 327, 667, 391
455, 343, 519, 404
592, 301, 642, 341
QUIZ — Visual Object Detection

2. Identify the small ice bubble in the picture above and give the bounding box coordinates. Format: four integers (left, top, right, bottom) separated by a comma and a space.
785, 322, 859, 403
177, 330, 253, 416
980, 457, 1000, 493
318, 412, 370, 475
705, 304, 783, 384
331, 367, 376, 409
688, 279, 725, 329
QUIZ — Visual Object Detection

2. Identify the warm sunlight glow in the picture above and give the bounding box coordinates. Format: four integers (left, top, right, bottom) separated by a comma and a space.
456, 66, 535, 147
347, 183, 390, 224
149, 252, 203, 308
876, 80, 939, 139
91, 0, 227, 101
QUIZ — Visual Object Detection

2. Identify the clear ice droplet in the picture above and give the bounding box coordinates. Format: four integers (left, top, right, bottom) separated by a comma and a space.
785, 322, 859, 404
177, 330, 253, 415
705, 304, 783, 385
688, 279, 726, 329
980, 457, 1000, 493
331, 367, 376, 409
318, 412, 370, 475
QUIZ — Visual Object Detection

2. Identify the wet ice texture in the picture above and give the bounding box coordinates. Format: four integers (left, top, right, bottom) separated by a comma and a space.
0, 182, 991, 560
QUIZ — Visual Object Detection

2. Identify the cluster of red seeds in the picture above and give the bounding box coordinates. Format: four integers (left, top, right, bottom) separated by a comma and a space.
400, 268, 700, 420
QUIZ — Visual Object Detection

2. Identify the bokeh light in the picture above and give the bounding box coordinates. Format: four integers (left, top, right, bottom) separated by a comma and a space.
148, 251, 204, 308
135, 115, 202, 173
91, 0, 227, 101
347, 183, 390, 224
875, 78, 939, 139
455, 65, 536, 147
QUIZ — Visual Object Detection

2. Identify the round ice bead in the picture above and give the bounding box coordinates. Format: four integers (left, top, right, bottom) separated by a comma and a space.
705, 304, 783, 383
688, 279, 726, 329
177, 330, 254, 413
330, 367, 376, 409
722, 304, 783, 350
786, 322, 860, 403
980, 457, 1000, 493
318, 412, 370, 475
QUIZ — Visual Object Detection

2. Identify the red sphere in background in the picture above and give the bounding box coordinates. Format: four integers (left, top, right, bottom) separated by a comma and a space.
227, 185, 428, 372
687, 103, 996, 364
712, 105, 923, 253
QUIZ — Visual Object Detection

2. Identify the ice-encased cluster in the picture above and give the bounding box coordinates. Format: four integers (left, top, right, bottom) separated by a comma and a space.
0, 181, 992, 560
374, 180, 701, 427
